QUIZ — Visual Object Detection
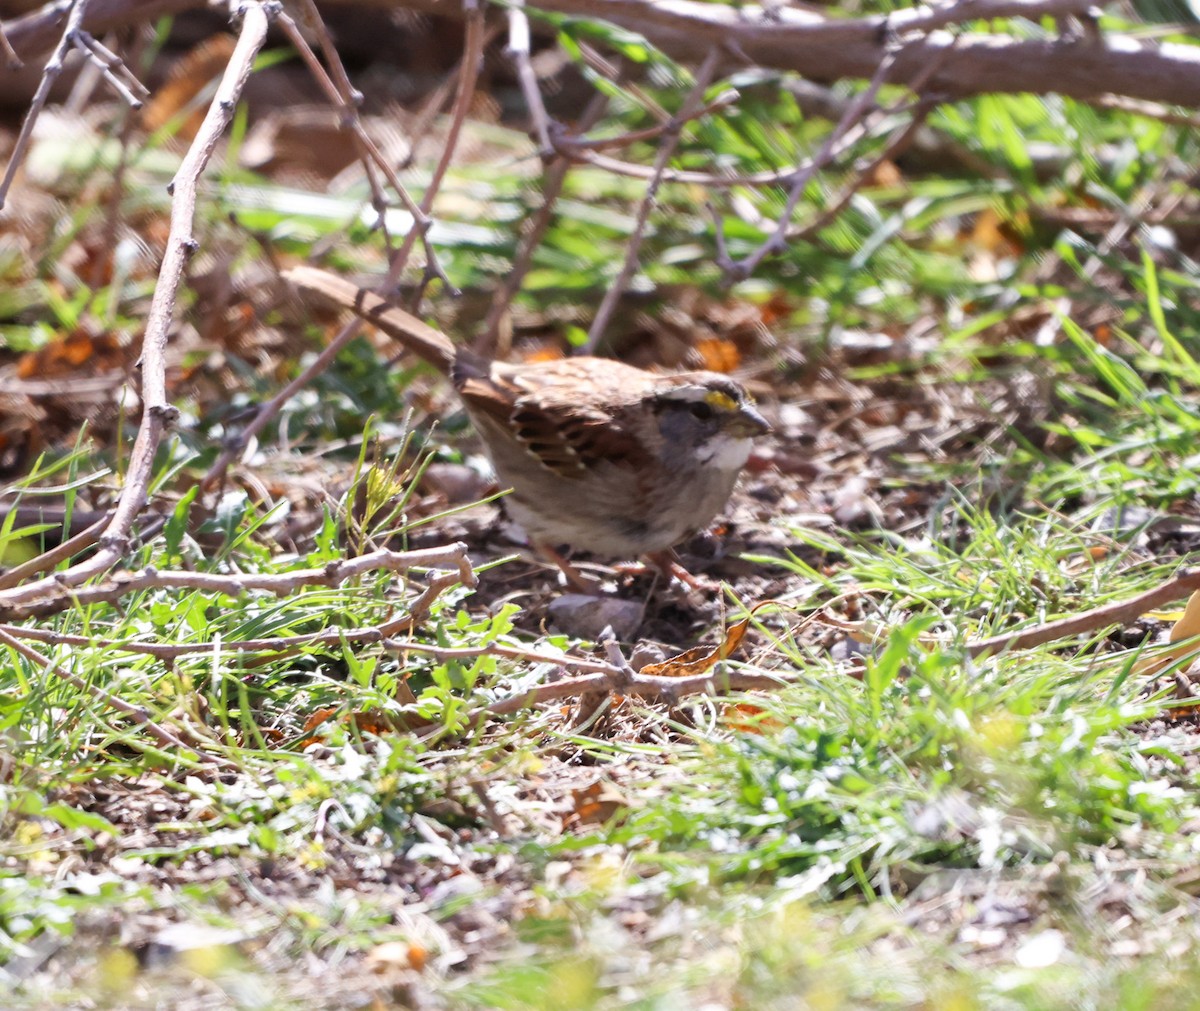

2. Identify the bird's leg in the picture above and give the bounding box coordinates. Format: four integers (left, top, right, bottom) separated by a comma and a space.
640, 550, 707, 591
534, 541, 603, 594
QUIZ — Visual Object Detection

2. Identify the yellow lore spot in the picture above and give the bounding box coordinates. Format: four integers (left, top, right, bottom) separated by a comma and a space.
704, 390, 738, 411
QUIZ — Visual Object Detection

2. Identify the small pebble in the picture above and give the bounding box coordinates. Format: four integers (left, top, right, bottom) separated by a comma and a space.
548, 594, 643, 641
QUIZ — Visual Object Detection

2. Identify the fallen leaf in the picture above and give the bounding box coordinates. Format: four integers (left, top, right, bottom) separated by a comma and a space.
868, 158, 903, 187
564, 780, 630, 828
757, 292, 794, 326
640, 600, 777, 678
141, 35, 238, 137
1134, 589, 1200, 676
17, 327, 124, 379
695, 337, 740, 373
367, 940, 428, 973
520, 342, 565, 363
722, 701, 786, 734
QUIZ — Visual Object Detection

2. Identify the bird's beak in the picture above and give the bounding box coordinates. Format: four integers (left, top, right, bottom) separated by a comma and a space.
728, 403, 771, 438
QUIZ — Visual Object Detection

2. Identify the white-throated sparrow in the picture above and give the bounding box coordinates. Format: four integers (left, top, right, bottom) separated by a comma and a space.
285, 266, 769, 573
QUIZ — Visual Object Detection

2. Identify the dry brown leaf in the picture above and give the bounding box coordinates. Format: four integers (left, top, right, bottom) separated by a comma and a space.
300, 706, 339, 736
757, 292, 794, 326
141, 35, 238, 137
640, 600, 776, 678
565, 780, 631, 828
721, 701, 786, 734
970, 208, 1007, 252
519, 342, 565, 363
1133, 589, 1200, 677
17, 328, 125, 379
868, 159, 903, 188
814, 611, 888, 645
366, 940, 428, 973
695, 336, 740, 373
300, 705, 436, 744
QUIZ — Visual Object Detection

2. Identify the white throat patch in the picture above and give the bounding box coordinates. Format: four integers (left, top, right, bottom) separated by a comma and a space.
694, 435, 753, 471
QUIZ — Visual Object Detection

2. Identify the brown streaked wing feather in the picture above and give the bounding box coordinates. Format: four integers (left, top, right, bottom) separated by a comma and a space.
509, 391, 651, 476
454, 372, 521, 429
458, 357, 658, 477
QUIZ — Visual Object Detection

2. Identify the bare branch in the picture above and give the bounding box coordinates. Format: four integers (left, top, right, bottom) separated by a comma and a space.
507, 0, 552, 156
5, 0, 196, 59
0, 0, 272, 609
0, 544, 475, 622
551, 111, 884, 188
0, 0, 95, 209
0, 627, 232, 765
71, 27, 148, 107
390, 0, 488, 299
205, 2, 489, 491
718, 47, 898, 282
12, 0, 1200, 108
0, 544, 474, 650
479, 91, 609, 353
0, 514, 111, 590
966, 568, 1200, 658
271, 9, 444, 283
784, 98, 936, 243
482, 662, 796, 716
334, 0, 1200, 109
1090, 93, 1200, 129
0, 19, 22, 67
584, 46, 721, 351
557, 88, 738, 153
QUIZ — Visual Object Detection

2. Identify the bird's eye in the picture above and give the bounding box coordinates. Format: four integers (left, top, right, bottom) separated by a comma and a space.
688, 401, 715, 421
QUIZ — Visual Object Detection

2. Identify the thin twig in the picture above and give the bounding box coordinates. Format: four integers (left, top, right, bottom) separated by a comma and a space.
272, 10, 443, 282
72, 29, 148, 106
0, 627, 231, 765
200, 315, 360, 493
720, 32, 956, 280
557, 89, 738, 153
551, 110, 883, 188
966, 568, 1200, 658
483, 664, 795, 716
392, 0, 487, 301
0, 1, 272, 609
383, 638, 619, 673
584, 48, 721, 351
1090, 94, 1200, 129
204, 4, 488, 491
784, 98, 936, 243
0, 544, 475, 622
285, 0, 359, 108
719, 49, 897, 282
91, 26, 144, 290
0, 514, 110, 590
0, 547, 473, 655
279, 5, 502, 291
0, 20, 21, 67
479, 91, 609, 353
381, 635, 794, 717
577, 39, 669, 122
507, 0, 551, 156
0, 0, 94, 209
